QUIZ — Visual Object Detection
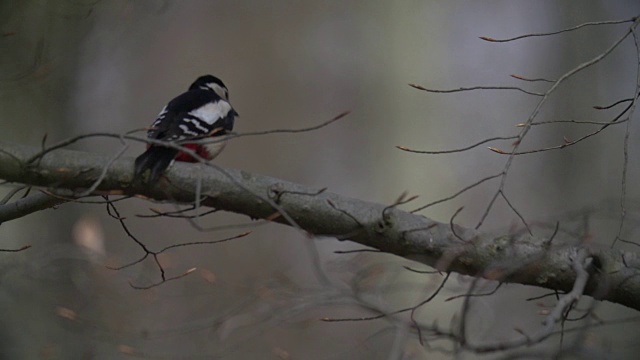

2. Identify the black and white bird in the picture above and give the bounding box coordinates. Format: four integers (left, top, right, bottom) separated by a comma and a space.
134, 75, 237, 183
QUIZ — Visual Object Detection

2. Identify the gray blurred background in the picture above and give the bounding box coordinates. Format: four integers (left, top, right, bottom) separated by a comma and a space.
1, 1, 640, 359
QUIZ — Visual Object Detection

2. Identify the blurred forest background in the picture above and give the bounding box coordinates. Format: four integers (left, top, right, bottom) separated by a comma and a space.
1, 1, 640, 359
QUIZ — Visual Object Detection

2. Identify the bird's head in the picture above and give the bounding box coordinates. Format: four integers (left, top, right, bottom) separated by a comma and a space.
189, 74, 230, 100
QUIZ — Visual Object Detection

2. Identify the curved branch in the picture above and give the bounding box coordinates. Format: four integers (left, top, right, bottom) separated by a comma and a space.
0, 141, 639, 311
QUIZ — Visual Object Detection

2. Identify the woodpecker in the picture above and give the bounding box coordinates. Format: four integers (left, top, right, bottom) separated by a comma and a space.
134, 75, 238, 183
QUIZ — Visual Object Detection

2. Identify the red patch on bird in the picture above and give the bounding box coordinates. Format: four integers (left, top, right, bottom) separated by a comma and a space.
175, 144, 211, 162
144, 143, 212, 162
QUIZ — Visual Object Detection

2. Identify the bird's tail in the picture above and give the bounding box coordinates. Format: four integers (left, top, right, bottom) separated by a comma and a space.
134, 146, 178, 184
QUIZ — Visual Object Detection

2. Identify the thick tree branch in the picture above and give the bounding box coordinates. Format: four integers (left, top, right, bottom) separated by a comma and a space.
0, 190, 67, 223
1, 141, 639, 311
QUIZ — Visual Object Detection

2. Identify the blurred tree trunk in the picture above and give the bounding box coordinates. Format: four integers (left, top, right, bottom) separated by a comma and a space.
0, 1, 99, 358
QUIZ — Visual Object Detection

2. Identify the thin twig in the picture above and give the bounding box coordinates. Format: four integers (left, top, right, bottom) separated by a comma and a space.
510, 74, 556, 83
479, 18, 636, 43
500, 191, 532, 235
612, 25, 640, 248
412, 173, 502, 213
397, 136, 518, 154
476, 18, 638, 228
409, 84, 544, 97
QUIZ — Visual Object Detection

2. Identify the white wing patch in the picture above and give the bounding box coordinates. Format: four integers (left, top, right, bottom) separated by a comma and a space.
157, 106, 168, 118
179, 124, 198, 136
188, 100, 232, 125
151, 106, 168, 128
183, 118, 209, 133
